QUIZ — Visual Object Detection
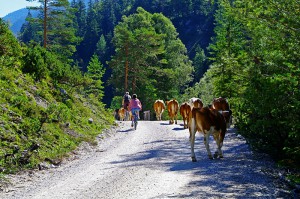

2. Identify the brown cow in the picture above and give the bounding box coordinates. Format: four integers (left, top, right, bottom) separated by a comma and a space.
153, 100, 165, 121
189, 97, 203, 109
188, 107, 227, 162
180, 102, 191, 129
118, 107, 126, 121
212, 97, 232, 128
166, 99, 179, 124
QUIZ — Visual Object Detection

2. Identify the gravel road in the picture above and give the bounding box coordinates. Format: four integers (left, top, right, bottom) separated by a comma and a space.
0, 120, 295, 199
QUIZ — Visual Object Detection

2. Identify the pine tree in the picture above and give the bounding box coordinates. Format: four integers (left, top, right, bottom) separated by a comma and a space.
26, 0, 80, 61
109, 7, 193, 109
86, 54, 106, 100
18, 11, 41, 44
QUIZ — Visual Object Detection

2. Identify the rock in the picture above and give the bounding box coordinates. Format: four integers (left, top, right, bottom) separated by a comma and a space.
65, 122, 70, 127
88, 118, 93, 124
38, 162, 51, 170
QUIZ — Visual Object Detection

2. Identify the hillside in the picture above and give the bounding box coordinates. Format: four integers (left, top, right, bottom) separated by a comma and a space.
2, 0, 88, 35
2, 8, 38, 36
0, 18, 115, 174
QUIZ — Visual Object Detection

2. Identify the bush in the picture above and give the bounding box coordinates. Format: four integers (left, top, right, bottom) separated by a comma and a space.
22, 43, 49, 80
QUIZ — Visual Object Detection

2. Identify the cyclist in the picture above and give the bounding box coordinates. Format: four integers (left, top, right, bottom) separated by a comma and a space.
122, 91, 131, 120
128, 94, 142, 127
122, 91, 131, 110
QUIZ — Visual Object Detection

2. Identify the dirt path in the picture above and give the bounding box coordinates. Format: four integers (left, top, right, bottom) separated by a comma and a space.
0, 121, 294, 198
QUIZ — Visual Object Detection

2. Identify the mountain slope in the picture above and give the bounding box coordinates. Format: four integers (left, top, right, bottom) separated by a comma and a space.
2, 8, 34, 36
2, 0, 89, 35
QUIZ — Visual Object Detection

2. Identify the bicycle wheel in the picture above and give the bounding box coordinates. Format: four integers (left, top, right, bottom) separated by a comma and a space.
134, 120, 137, 130
134, 111, 138, 130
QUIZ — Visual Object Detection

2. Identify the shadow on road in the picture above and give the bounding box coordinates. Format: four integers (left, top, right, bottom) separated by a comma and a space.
110, 127, 287, 198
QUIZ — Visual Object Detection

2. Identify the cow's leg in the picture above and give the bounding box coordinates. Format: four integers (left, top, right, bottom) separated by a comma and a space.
175, 114, 177, 124
218, 133, 224, 158
212, 132, 224, 158
204, 129, 213, 159
189, 118, 197, 162
186, 117, 189, 129
212, 134, 221, 158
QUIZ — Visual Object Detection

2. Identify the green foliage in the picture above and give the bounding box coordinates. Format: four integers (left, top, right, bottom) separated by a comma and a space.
0, 22, 115, 174
86, 54, 106, 100
96, 34, 107, 60
18, 12, 41, 44
19, 0, 217, 108
193, 45, 207, 82
0, 19, 23, 68
182, 70, 215, 105
109, 7, 193, 111
25, 0, 80, 62
46, 103, 72, 122
22, 43, 50, 80
110, 96, 123, 110
199, 0, 300, 167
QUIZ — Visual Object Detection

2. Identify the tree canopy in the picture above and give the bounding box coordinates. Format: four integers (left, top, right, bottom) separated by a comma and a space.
108, 7, 193, 111
191, 0, 300, 166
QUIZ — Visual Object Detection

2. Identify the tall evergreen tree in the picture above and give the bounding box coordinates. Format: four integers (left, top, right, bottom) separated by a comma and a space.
109, 7, 193, 110
26, 0, 80, 61
86, 54, 106, 100
18, 11, 41, 44
193, 45, 207, 82
71, 0, 87, 38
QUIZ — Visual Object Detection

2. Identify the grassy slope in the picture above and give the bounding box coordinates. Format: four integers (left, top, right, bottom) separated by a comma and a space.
0, 64, 115, 174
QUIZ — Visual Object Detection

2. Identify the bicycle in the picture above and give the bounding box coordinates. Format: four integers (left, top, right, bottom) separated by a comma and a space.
132, 110, 139, 130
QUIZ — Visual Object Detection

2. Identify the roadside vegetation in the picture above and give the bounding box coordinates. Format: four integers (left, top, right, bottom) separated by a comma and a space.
0, 19, 115, 174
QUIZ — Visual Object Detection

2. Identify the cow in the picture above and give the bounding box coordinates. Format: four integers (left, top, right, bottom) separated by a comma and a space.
188, 107, 227, 162
118, 107, 126, 121
166, 99, 179, 124
153, 100, 165, 121
180, 102, 191, 129
212, 97, 232, 128
189, 97, 203, 110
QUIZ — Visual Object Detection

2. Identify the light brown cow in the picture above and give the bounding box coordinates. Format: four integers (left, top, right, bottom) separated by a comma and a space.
166, 99, 179, 124
188, 107, 227, 162
212, 97, 232, 128
118, 107, 126, 121
153, 100, 165, 121
180, 102, 191, 129
189, 97, 203, 109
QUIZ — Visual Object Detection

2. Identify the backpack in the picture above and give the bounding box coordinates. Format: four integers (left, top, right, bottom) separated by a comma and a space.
124, 94, 131, 102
